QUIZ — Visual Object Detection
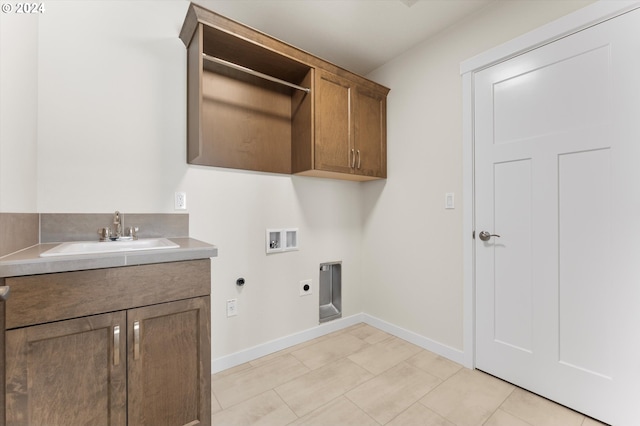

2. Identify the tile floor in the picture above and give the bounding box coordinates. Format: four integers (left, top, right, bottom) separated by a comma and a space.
211, 323, 607, 425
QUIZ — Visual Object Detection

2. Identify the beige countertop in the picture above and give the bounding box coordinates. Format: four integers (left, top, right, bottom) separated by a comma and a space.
0, 237, 217, 277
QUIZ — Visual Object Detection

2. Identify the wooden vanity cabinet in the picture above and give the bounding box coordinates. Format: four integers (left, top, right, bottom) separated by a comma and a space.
3, 260, 211, 426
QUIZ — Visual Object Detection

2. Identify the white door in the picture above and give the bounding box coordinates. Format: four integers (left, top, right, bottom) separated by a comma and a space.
475, 8, 640, 425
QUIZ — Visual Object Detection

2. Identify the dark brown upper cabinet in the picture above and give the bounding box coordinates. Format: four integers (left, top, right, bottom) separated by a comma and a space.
179, 3, 389, 181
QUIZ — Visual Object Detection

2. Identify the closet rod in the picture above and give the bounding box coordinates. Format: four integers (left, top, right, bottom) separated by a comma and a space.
202, 53, 310, 93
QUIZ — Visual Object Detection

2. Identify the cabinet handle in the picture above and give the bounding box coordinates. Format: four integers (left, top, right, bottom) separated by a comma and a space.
351, 149, 356, 168
0, 286, 10, 301
134, 321, 140, 360
357, 150, 361, 169
113, 325, 120, 366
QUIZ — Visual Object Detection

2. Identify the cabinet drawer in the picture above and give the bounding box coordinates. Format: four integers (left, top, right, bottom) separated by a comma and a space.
4, 259, 210, 329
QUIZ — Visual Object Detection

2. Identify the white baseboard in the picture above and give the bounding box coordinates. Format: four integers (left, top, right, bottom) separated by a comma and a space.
361, 314, 467, 366
212, 314, 364, 373
212, 312, 468, 373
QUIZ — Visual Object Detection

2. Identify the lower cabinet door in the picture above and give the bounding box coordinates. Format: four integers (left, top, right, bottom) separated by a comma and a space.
5, 311, 127, 426
127, 297, 211, 426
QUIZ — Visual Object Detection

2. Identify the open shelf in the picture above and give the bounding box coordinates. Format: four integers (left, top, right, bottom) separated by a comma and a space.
184, 22, 313, 174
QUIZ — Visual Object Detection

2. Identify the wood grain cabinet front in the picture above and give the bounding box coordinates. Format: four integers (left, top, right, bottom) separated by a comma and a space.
128, 297, 210, 426
302, 69, 387, 180
352, 85, 387, 179
2, 260, 211, 426
180, 3, 389, 181
5, 312, 128, 426
0, 286, 7, 426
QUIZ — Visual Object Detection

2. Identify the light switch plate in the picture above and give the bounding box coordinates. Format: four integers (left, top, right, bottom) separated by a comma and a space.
445, 192, 455, 209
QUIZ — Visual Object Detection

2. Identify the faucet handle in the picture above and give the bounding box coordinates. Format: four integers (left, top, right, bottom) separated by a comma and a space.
98, 227, 112, 241
125, 226, 139, 240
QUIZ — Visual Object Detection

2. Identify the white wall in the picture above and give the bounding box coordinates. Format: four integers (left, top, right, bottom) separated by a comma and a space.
0, 0, 595, 365
0, 10, 38, 212
36, 1, 187, 213
363, 0, 595, 353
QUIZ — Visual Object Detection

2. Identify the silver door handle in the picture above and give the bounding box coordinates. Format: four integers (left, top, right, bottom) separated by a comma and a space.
133, 321, 140, 360
0, 286, 9, 301
113, 325, 120, 366
479, 231, 500, 241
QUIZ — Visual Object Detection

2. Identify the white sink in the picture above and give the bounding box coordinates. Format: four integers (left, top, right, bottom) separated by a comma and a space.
40, 238, 180, 257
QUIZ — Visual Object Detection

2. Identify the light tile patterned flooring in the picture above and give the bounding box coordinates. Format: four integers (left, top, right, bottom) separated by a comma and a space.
211, 323, 607, 425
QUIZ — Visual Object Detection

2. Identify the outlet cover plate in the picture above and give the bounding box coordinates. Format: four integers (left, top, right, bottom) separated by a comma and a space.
175, 192, 187, 210
299, 279, 312, 296
226, 298, 237, 317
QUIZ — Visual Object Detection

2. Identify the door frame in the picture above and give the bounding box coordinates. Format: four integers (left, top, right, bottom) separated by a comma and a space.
460, 0, 640, 369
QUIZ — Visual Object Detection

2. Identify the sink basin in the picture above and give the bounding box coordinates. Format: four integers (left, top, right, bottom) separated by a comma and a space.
40, 238, 180, 257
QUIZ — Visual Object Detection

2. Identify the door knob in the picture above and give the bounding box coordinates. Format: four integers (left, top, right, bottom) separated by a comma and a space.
479, 231, 500, 241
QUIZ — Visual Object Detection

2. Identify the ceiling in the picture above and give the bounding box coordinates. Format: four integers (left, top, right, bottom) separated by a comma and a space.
193, 0, 495, 75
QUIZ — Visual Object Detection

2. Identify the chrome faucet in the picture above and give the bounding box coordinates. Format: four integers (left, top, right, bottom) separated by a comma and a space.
113, 211, 122, 239
97, 211, 139, 241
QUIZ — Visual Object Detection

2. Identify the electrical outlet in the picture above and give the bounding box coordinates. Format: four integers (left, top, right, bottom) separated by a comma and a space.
175, 192, 187, 210
226, 299, 237, 317
299, 279, 312, 296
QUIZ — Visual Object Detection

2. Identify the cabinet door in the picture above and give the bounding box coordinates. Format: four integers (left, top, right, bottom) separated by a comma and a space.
1, 290, 6, 425
5, 312, 127, 426
354, 87, 387, 178
127, 297, 211, 426
315, 70, 354, 174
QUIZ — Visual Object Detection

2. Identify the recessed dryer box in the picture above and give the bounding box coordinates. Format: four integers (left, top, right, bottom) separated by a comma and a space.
319, 261, 342, 323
